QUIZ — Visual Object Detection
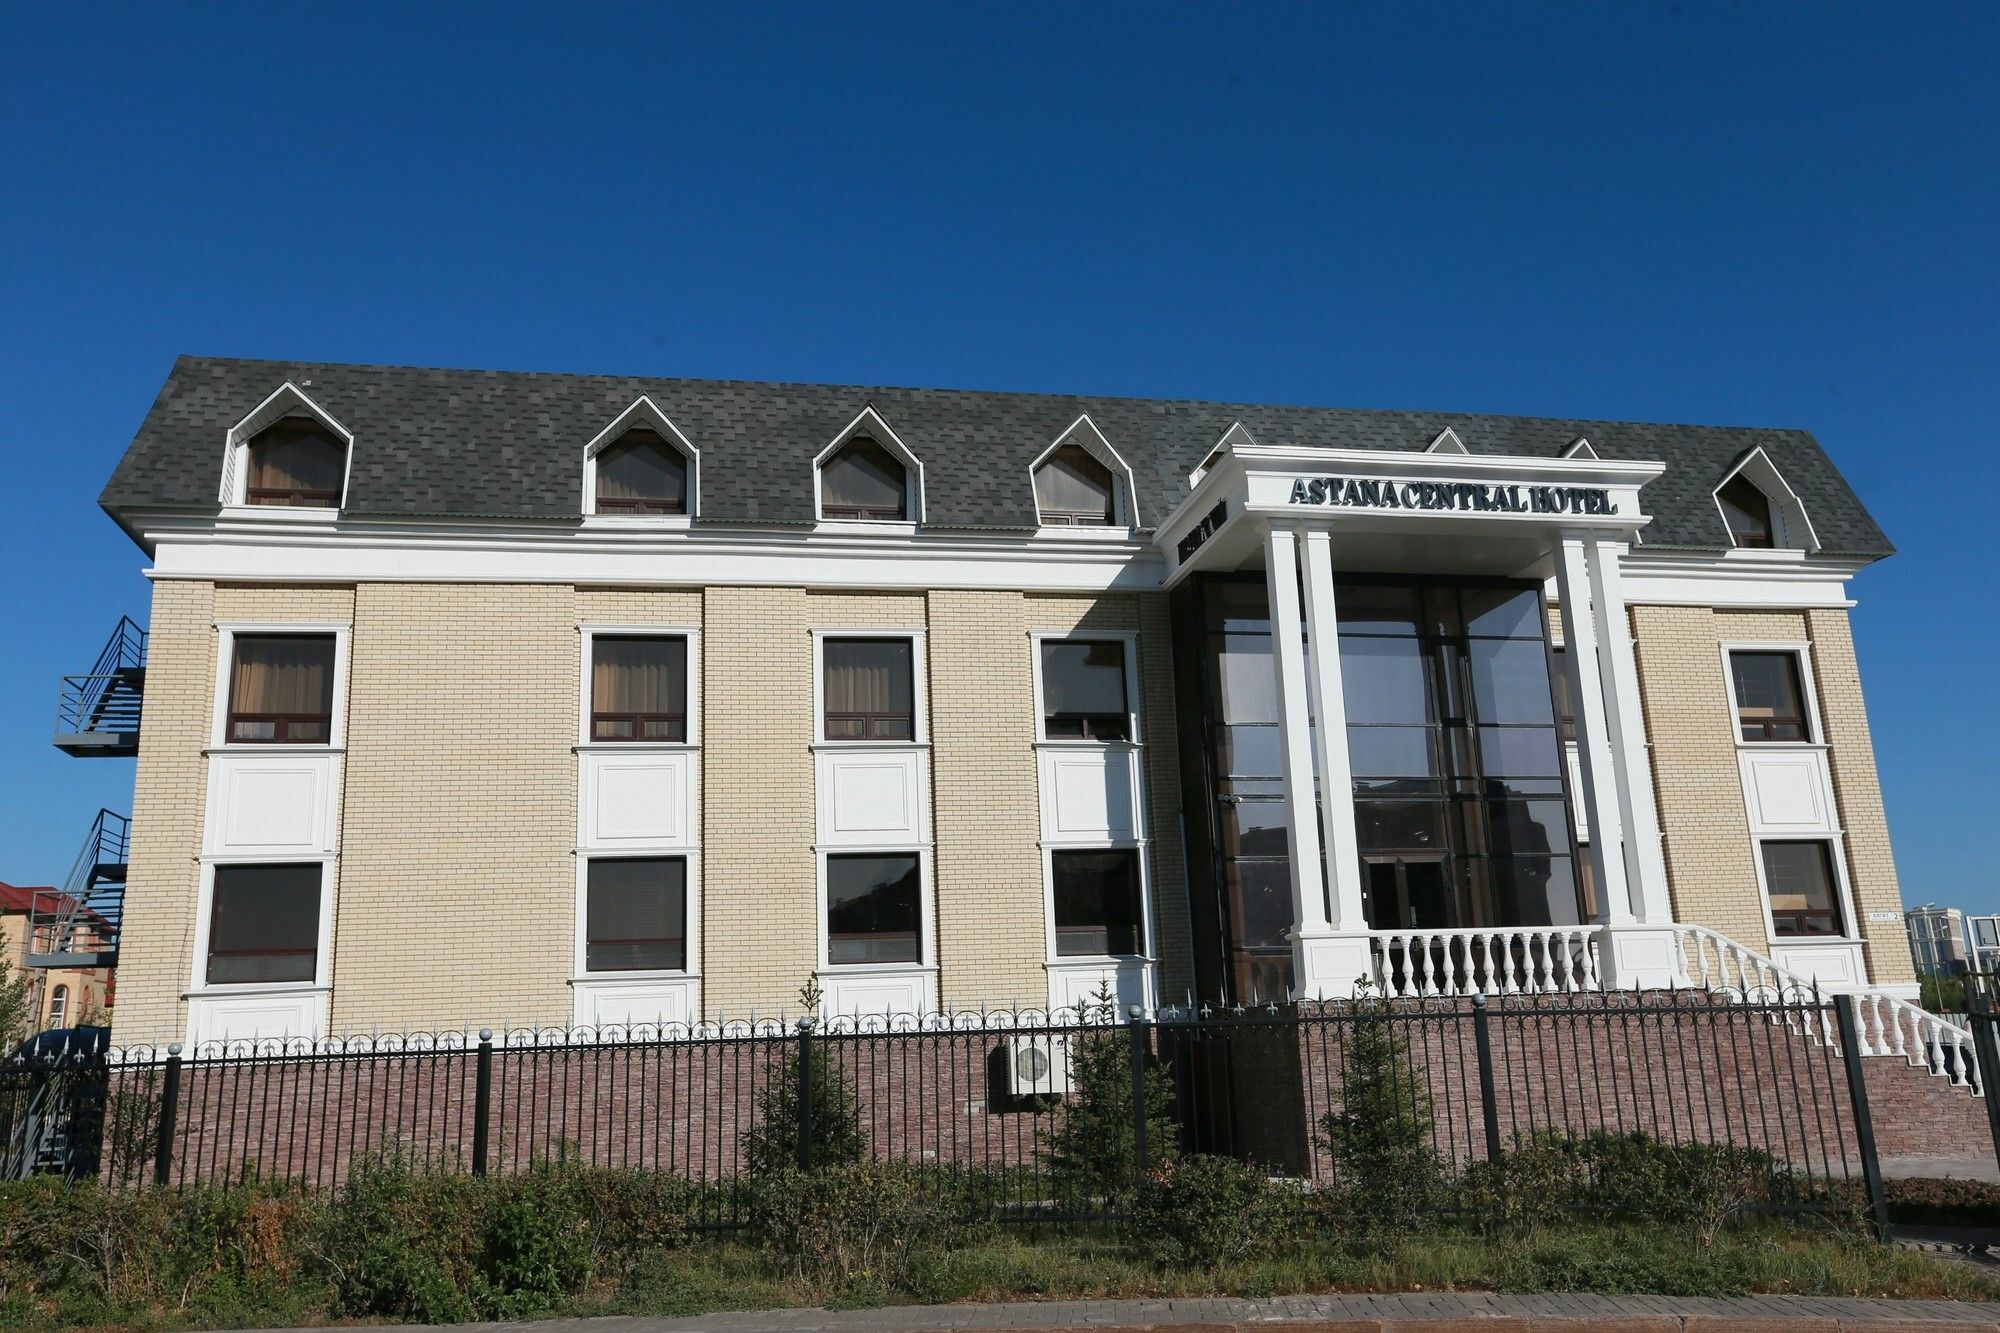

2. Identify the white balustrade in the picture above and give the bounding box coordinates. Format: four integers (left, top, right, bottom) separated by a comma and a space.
1368, 927, 1603, 998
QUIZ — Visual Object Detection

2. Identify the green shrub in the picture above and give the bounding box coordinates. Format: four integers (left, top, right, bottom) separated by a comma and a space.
742, 982, 869, 1176
1317, 992, 1447, 1231
1039, 985, 1177, 1200
1121, 1153, 1298, 1268
317, 1151, 485, 1321
751, 1161, 964, 1290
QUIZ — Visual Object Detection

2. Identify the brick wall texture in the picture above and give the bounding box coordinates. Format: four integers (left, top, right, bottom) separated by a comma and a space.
114, 580, 1902, 1046
1630, 605, 1913, 984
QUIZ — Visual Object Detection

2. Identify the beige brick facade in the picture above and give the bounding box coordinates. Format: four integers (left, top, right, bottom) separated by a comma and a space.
1630, 603, 1911, 984
334, 583, 578, 1031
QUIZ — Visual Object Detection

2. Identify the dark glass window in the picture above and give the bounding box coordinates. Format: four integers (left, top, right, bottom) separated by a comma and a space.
1550, 646, 1577, 742
1051, 849, 1144, 956
1338, 636, 1431, 724
1034, 445, 1115, 525
821, 437, 907, 520
1468, 638, 1556, 726
227, 635, 336, 743
592, 636, 688, 741
594, 428, 687, 515
1762, 841, 1843, 937
826, 854, 921, 964
823, 638, 915, 740
1041, 640, 1129, 740
207, 864, 321, 984
1731, 651, 1809, 742
245, 419, 344, 508
586, 858, 686, 971
1718, 474, 1775, 548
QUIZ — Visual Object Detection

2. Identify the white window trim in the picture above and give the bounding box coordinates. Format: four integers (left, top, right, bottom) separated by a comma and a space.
1751, 834, 1863, 948
580, 396, 699, 526
816, 845, 938, 974
187, 855, 336, 996
208, 622, 352, 752
573, 850, 703, 981
1426, 427, 1469, 455
218, 382, 354, 513
1561, 437, 1601, 460
811, 628, 929, 748
1719, 640, 1824, 749
812, 406, 924, 527
1028, 629, 1142, 747
1712, 446, 1821, 554
1042, 844, 1157, 968
576, 624, 702, 750
1029, 414, 1140, 532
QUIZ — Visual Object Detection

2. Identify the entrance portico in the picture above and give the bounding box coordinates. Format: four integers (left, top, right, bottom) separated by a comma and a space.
1159, 430, 1681, 1000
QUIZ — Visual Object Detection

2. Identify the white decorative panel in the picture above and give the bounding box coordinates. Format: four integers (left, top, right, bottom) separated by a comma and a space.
582, 752, 695, 848
1564, 743, 1589, 842
1039, 749, 1137, 843
189, 990, 327, 1046
1770, 941, 1866, 993
1047, 960, 1153, 1018
205, 754, 339, 856
573, 977, 699, 1029
817, 750, 924, 845
1739, 750, 1833, 833
819, 969, 935, 1019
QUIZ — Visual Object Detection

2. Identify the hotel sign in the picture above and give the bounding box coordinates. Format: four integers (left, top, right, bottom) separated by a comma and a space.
1288, 476, 1615, 517
1176, 501, 1227, 563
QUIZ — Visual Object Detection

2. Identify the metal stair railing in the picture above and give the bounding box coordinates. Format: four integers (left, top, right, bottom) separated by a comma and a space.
55, 616, 147, 743
26, 809, 128, 968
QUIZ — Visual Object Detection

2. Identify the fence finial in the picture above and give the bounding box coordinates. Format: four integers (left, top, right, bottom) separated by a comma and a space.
479, 1028, 492, 1042
1472, 991, 1487, 1009
167, 1042, 182, 1056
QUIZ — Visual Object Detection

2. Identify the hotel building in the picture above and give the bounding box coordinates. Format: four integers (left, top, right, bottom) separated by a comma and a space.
58, 357, 1917, 1048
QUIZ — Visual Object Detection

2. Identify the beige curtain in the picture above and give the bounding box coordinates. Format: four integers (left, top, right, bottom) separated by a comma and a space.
230, 637, 333, 715
824, 639, 912, 715
593, 637, 686, 714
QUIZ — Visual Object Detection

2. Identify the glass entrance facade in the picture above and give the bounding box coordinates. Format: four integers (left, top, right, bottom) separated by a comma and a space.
1173, 574, 1585, 1003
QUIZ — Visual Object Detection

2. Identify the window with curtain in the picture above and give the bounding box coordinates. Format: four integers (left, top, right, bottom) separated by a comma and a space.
1718, 474, 1775, 548
1730, 650, 1809, 742
591, 636, 688, 741
227, 635, 336, 743
1051, 849, 1143, 956
594, 428, 688, 514
1762, 840, 1842, 937
826, 854, 921, 964
823, 638, 914, 740
820, 436, 907, 520
585, 858, 687, 971
1034, 445, 1115, 525
246, 419, 345, 507
206, 863, 321, 984
1040, 640, 1130, 740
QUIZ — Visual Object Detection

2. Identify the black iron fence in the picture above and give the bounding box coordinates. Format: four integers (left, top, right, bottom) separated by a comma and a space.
5, 989, 1894, 1232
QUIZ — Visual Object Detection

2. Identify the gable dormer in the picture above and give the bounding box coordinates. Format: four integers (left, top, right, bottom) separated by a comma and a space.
583, 396, 699, 520
1712, 447, 1820, 553
1031, 415, 1138, 528
815, 407, 923, 524
1426, 427, 1469, 455
220, 383, 351, 511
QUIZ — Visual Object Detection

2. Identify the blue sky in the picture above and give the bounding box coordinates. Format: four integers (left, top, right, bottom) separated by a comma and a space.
1, 5, 1994, 909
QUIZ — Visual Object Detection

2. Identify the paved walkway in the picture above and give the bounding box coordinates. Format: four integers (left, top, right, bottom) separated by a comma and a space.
1887, 1156, 2000, 1183
410, 1292, 2000, 1330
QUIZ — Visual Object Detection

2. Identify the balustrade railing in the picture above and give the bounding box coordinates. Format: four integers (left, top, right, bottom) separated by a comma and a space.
1369, 926, 1602, 998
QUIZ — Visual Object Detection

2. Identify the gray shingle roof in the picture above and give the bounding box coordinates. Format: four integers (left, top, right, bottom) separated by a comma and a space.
102, 355, 1893, 558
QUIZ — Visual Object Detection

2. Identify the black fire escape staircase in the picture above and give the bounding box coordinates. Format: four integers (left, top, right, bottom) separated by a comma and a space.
26, 810, 128, 971
53, 616, 147, 757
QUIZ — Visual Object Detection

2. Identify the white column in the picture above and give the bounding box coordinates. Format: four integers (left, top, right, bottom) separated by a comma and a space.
1301, 529, 1368, 932
1551, 538, 1633, 928
1584, 537, 1673, 925
1263, 526, 1329, 936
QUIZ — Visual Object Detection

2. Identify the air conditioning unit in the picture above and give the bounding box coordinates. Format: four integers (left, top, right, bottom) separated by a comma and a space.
1002, 1033, 1072, 1097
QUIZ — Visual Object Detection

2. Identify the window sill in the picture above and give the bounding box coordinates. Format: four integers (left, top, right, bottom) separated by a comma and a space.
569, 971, 700, 985
1034, 738, 1141, 751
205, 744, 344, 757
1734, 740, 1827, 752
1032, 525, 1142, 542
575, 741, 699, 753
184, 981, 328, 999
219, 505, 340, 524
813, 740, 929, 751
817, 962, 935, 975
1047, 955, 1156, 967
812, 520, 920, 537
581, 514, 693, 531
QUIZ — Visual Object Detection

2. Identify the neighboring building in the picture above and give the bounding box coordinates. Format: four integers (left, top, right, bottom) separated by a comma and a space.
66, 357, 1918, 1047
0, 882, 114, 1033
1907, 905, 1968, 978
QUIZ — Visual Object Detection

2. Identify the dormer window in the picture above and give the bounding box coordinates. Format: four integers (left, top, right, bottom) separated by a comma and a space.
821, 436, 907, 521
245, 419, 344, 508
593, 428, 688, 515
1035, 445, 1115, 526
1718, 474, 1775, 549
